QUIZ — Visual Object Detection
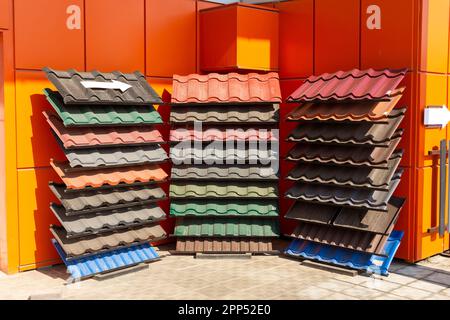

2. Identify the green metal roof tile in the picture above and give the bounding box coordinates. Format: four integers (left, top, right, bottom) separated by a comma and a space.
170, 200, 279, 217
44, 89, 163, 126
169, 182, 278, 199
174, 218, 280, 237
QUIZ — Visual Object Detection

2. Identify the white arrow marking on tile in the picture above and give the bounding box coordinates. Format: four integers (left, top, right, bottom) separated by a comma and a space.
80, 80, 132, 92
425, 106, 450, 128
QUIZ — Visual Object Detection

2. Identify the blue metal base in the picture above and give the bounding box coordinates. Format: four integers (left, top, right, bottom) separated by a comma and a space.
52, 240, 160, 280
284, 230, 404, 276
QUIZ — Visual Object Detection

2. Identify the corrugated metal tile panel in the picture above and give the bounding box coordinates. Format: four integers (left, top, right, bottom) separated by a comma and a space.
63, 144, 168, 168
176, 238, 275, 253
51, 224, 167, 258
285, 172, 402, 211
284, 230, 404, 276
171, 165, 278, 181
51, 160, 168, 190
286, 154, 402, 190
287, 109, 405, 147
287, 68, 407, 102
287, 93, 402, 123
53, 240, 160, 280
170, 181, 278, 199
49, 183, 166, 214
44, 111, 164, 149
285, 202, 339, 225
170, 104, 279, 124
170, 128, 278, 142
51, 203, 166, 238
170, 146, 278, 165
170, 200, 279, 217
44, 68, 163, 105
171, 72, 282, 104
286, 136, 401, 168
44, 89, 163, 126
174, 218, 280, 237
288, 222, 391, 255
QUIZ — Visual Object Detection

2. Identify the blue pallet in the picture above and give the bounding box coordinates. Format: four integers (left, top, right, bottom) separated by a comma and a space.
284, 230, 404, 276
52, 240, 160, 280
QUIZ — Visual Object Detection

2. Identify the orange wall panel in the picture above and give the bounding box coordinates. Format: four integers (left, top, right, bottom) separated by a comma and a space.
15, 71, 66, 169
277, 0, 314, 78
397, 73, 415, 168
361, 0, 416, 70
0, 0, 10, 29
14, 0, 85, 70
146, 0, 196, 77
86, 0, 145, 73
315, 0, 360, 74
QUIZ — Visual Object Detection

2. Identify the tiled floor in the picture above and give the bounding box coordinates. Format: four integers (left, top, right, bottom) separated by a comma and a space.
1, 246, 450, 300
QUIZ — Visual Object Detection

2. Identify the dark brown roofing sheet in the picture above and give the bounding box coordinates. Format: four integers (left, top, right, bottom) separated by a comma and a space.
171, 165, 279, 181
285, 202, 339, 225
49, 183, 166, 214
171, 72, 282, 104
51, 224, 167, 258
44, 111, 164, 149
288, 222, 390, 255
51, 160, 168, 190
63, 144, 168, 168
287, 68, 407, 102
286, 154, 402, 190
333, 196, 405, 234
285, 172, 402, 211
44, 68, 163, 105
51, 204, 166, 238
170, 104, 279, 124
175, 238, 275, 253
287, 109, 405, 146
286, 136, 402, 168
286, 93, 403, 123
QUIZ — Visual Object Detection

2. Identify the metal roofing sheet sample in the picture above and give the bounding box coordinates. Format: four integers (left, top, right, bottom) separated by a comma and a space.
51, 224, 167, 258
288, 222, 391, 255
174, 218, 280, 237
284, 230, 404, 276
44, 68, 163, 105
44, 89, 163, 126
176, 238, 275, 253
287, 109, 405, 146
172, 72, 282, 104
285, 202, 340, 225
287, 68, 407, 102
51, 160, 168, 190
287, 93, 402, 123
44, 111, 164, 149
170, 104, 279, 124
170, 146, 278, 165
49, 183, 166, 214
53, 240, 160, 280
170, 128, 278, 142
51, 204, 166, 238
286, 136, 401, 167
63, 144, 168, 168
170, 181, 278, 199
286, 154, 402, 190
171, 165, 278, 181
285, 173, 402, 211
170, 200, 279, 217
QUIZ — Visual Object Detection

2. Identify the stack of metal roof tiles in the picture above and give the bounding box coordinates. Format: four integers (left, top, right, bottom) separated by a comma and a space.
169, 72, 281, 254
284, 68, 407, 275
43, 68, 167, 279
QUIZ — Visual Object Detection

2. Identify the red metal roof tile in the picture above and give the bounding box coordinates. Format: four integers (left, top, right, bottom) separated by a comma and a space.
287, 68, 407, 102
171, 72, 282, 104
44, 111, 164, 149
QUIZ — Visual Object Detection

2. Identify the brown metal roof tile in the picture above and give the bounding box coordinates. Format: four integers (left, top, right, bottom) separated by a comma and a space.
175, 238, 275, 253
287, 68, 407, 102
170, 128, 278, 142
51, 160, 168, 190
44, 111, 164, 149
285, 202, 340, 225
172, 73, 282, 104
286, 136, 401, 168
